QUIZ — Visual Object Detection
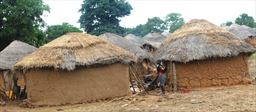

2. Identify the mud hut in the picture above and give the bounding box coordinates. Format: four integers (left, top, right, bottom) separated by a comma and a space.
100, 33, 155, 91
100, 33, 148, 60
124, 34, 144, 45
14, 33, 136, 106
156, 19, 256, 90
0, 40, 37, 93
143, 32, 166, 48
225, 24, 256, 39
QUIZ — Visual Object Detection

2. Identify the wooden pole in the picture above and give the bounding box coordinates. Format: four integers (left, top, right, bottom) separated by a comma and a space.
129, 69, 136, 94
172, 62, 177, 92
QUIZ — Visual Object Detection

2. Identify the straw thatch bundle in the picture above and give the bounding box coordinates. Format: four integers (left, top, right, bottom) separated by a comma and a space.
143, 32, 166, 48
225, 24, 256, 39
156, 19, 256, 63
124, 34, 144, 45
14, 33, 136, 71
100, 33, 149, 60
0, 41, 37, 70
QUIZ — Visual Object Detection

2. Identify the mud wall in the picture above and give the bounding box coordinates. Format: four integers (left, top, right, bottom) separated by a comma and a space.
25, 63, 130, 106
0, 72, 4, 89
169, 55, 251, 89
246, 38, 256, 47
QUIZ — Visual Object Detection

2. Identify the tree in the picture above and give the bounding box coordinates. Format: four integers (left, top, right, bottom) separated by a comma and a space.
46, 23, 82, 40
235, 13, 256, 28
164, 13, 185, 33
0, 0, 49, 49
79, 0, 132, 36
126, 17, 166, 37
142, 17, 166, 35
125, 25, 144, 37
221, 21, 233, 26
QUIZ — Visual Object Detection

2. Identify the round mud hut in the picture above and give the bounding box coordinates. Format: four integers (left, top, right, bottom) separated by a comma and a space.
124, 34, 144, 45
224, 24, 256, 48
14, 33, 136, 106
100, 33, 156, 92
225, 24, 256, 40
100, 33, 148, 60
143, 32, 166, 48
0, 40, 36, 95
156, 19, 256, 90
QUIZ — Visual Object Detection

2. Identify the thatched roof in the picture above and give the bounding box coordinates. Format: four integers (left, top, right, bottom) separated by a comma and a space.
0, 40, 37, 70
143, 32, 166, 48
225, 24, 256, 39
161, 32, 171, 37
100, 33, 149, 60
14, 33, 136, 71
156, 19, 256, 63
124, 34, 144, 45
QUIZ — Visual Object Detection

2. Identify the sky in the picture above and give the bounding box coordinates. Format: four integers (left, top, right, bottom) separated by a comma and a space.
42, 0, 256, 28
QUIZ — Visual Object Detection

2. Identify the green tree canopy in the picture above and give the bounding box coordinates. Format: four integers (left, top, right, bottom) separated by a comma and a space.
0, 0, 49, 50
164, 13, 185, 33
125, 25, 144, 37
235, 13, 256, 28
79, 0, 132, 36
126, 13, 185, 36
46, 23, 82, 40
143, 17, 166, 34
126, 17, 166, 37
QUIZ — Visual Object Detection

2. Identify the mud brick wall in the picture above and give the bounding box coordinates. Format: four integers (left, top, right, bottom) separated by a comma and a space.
24, 63, 130, 106
169, 55, 252, 89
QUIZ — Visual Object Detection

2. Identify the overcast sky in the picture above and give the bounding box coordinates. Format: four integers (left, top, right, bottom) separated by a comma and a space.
43, 0, 256, 28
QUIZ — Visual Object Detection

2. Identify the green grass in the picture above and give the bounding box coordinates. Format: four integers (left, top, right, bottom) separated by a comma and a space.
250, 53, 256, 60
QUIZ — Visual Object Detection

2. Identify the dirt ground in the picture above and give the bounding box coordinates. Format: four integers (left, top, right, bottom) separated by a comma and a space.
0, 84, 255, 112
1, 57, 256, 112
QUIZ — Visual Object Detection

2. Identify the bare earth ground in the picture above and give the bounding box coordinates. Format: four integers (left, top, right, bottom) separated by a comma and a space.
0, 84, 255, 112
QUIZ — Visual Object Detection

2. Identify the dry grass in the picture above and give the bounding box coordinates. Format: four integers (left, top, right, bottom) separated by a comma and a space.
14, 33, 136, 71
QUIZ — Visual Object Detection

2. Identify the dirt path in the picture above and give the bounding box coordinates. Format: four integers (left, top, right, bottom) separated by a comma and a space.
0, 85, 256, 112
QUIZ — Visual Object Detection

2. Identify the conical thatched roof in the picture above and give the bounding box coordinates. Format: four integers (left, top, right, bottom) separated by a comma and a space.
225, 24, 256, 39
143, 32, 166, 48
156, 19, 256, 63
124, 34, 144, 45
0, 40, 37, 70
100, 33, 149, 60
14, 33, 136, 71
